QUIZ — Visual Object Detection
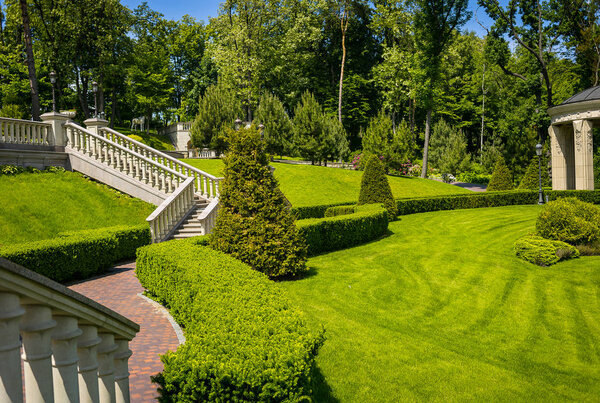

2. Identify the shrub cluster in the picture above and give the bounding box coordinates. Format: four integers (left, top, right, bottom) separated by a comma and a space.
211, 126, 307, 278
135, 239, 324, 402
324, 205, 356, 217
0, 164, 66, 175
514, 234, 579, 266
487, 157, 514, 191
297, 204, 389, 256
0, 225, 150, 282
358, 155, 398, 218
536, 197, 600, 245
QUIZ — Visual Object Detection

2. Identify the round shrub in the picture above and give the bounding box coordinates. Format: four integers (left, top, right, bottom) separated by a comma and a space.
128, 134, 144, 143
487, 157, 513, 191
358, 154, 398, 218
514, 234, 579, 266
536, 197, 600, 245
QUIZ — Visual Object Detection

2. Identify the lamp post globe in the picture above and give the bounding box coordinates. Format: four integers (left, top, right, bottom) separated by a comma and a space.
536, 143, 544, 205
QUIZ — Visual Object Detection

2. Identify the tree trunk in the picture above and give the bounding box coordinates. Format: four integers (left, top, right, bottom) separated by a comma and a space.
338, 8, 349, 124
480, 63, 486, 152
19, 0, 40, 120
421, 109, 432, 179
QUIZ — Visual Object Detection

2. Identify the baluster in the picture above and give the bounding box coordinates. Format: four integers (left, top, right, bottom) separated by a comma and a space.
8, 122, 14, 143
77, 325, 101, 403
52, 316, 83, 402
114, 339, 132, 403
25, 124, 31, 144
141, 160, 147, 184
97, 333, 118, 403
0, 292, 25, 402
21, 304, 57, 403
203, 177, 208, 198
0, 121, 4, 143
216, 180, 220, 197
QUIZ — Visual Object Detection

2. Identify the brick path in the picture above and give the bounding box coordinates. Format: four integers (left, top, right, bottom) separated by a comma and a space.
69, 262, 181, 402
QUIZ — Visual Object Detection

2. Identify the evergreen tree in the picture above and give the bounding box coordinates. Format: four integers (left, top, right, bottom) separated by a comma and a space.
487, 157, 514, 191
358, 155, 398, 218
429, 119, 470, 175
321, 114, 349, 163
292, 91, 325, 163
210, 126, 307, 278
255, 93, 293, 158
518, 156, 550, 189
190, 82, 242, 154
362, 110, 392, 158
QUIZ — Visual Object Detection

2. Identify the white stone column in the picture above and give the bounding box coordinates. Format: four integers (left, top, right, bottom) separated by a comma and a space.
549, 124, 568, 190
52, 316, 83, 402
20, 304, 57, 403
40, 111, 70, 147
114, 339, 133, 403
573, 119, 595, 190
97, 332, 118, 403
84, 118, 109, 136
0, 292, 25, 402
78, 325, 101, 403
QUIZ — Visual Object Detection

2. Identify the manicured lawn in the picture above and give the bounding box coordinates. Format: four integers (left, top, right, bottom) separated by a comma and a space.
279, 205, 600, 401
0, 171, 154, 246
114, 126, 174, 150
182, 158, 469, 206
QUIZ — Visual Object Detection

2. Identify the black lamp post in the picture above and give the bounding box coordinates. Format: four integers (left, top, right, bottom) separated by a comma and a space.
49, 71, 57, 112
92, 81, 98, 118
536, 142, 544, 205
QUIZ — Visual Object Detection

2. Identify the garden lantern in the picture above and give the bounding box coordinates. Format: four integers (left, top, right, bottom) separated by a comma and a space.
536, 143, 544, 205
49, 71, 57, 112
92, 81, 98, 118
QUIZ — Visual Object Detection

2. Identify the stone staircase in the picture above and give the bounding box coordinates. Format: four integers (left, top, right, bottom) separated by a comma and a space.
171, 194, 210, 239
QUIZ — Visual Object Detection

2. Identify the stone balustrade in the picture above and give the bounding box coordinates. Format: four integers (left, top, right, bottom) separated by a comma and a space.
0, 117, 52, 146
197, 197, 220, 236
65, 122, 188, 195
99, 127, 220, 199
0, 257, 139, 403
146, 177, 196, 242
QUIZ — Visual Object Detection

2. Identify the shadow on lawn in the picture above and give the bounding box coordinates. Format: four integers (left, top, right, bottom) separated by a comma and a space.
311, 364, 339, 402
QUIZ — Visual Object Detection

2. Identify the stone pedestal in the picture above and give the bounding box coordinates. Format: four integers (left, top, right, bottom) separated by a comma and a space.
84, 118, 109, 135
40, 111, 71, 147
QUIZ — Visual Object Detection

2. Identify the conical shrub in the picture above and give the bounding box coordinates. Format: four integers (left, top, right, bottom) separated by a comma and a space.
210, 126, 307, 278
358, 155, 397, 218
518, 156, 550, 189
487, 157, 514, 191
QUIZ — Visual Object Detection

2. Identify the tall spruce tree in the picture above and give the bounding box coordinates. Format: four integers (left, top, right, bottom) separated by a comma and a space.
255, 93, 293, 159
210, 126, 307, 278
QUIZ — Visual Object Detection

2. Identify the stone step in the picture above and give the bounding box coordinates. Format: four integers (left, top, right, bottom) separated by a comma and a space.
174, 227, 204, 234
172, 233, 203, 239
179, 222, 203, 229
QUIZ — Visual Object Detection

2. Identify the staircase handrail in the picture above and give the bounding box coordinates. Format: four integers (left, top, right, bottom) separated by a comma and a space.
0, 257, 139, 402
99, 127, 221, 198
65, 122, 187, 181
0, 117, 52, 146
0, 116, 51, 125
146, 177, 196, 242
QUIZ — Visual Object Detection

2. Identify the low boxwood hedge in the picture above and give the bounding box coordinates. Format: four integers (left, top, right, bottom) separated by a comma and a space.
0, 224, 150, 282
514, 234, 579, 266
324, 205, 356, 217
135, 239, 324, 402
292, 202, 353, 219
297, 204, 389, 256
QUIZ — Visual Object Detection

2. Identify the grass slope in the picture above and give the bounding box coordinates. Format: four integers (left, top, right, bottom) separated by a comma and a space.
0, 171, 154, 246
279, 205, 600, 401
114, 126, 174, 150
182, 159, 469, 206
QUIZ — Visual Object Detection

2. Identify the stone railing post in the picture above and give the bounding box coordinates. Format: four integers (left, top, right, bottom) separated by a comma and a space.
114, 339, 133, 403
0, 292, 25, 402
77, 325, 101, 403
40, 111, 70, 147
97, 332, 118, 403
52, 316, 83, 402
84, 117, 109, 136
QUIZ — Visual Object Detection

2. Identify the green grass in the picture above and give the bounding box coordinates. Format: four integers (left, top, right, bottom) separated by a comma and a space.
0, 171, 154, 246
279, 205, 600, 401
182, 159, 469, 207
114, 126, 174, 150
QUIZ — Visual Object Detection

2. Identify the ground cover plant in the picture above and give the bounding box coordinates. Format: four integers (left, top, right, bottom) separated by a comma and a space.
514, 234, 579, 266
181, 158, 469, 207
0, 171, 154, 246
135, 238, 324, 401
211, 127, 307, 278
279, 205, 600, 401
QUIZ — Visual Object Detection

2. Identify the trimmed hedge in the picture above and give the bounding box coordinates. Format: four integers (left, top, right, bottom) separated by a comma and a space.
292, 201, 352, 219
297, 204, 389, 256
324, 205, 356, 217
514, 234, 579, 266
0, 225, 150, 282
135, 239, 324, 402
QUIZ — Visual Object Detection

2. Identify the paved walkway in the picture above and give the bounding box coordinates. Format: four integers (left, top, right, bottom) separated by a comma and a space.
69, 262, 181, 402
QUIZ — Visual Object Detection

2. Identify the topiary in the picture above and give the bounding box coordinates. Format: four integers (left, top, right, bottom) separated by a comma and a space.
518, 156, 550, 189
536, 197, 600, 245
487, 157, 514, 191
358, 154, 398, 218
210, 125, 307, 278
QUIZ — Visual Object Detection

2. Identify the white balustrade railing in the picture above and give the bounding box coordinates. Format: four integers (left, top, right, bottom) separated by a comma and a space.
99, 127, 221, 199
198, 197, 219, 236
65, 122, 188, 195
0, 117, 51, 146
146, 177, 196, 242
0, 257, 139, 403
